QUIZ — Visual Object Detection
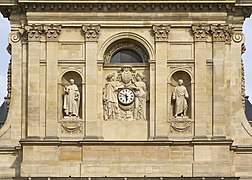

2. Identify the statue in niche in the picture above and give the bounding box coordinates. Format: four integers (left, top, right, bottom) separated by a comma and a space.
172, 79, 189, 118
63, 78, 80, 117
130, 73, 148, 120
103, 73, 121, 120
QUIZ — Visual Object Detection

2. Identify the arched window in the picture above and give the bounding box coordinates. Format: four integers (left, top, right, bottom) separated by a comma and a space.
111, 49, 143, 63
104, 40, 149, 64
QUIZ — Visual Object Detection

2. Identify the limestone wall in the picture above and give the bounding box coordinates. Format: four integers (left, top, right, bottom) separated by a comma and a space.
0, 1, 252, 179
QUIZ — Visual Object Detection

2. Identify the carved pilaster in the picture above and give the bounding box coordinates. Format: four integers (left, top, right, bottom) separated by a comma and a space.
152, 25, 170, 41
192, 24, 211, 41
210, 24, 233, 44
44, 24, 61, 41
82, 25, 101, 42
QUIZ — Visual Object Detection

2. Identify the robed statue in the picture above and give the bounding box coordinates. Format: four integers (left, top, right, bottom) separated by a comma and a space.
172, 79, 189, 118
63, 79, 80, 117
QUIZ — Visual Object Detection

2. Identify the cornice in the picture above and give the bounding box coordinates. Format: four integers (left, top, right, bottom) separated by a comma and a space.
19, 138, 234, 146
1, 1, 252, 19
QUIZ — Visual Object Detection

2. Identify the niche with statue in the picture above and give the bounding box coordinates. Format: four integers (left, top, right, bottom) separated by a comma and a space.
168, 70, 193, 133
59, 71, 84, 135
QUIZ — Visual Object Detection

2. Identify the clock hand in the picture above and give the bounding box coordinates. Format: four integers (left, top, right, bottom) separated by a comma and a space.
125, 94, 128, 102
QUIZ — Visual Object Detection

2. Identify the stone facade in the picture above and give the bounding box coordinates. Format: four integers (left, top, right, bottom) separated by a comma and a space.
0, 0, 252, 179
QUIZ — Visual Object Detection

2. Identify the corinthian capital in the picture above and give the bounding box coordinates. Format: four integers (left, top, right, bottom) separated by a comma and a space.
210, 24, 233, 43
44, 24, 62, 41
82, 25, 101, 42
152, 25, 170, 42
25, 24, 46, 41
192, 24, 211, 42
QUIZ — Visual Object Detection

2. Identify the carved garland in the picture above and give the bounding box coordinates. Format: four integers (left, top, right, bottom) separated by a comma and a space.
104, 42, 148, 63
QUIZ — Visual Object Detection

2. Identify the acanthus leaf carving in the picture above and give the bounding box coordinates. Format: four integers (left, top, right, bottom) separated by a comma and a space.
152, 24, 170, 41
210, 24, 233, 43
192, 24, 211, 41
82, 24, 100, 41
25, 24, 46, 41
44, 24, 62, 40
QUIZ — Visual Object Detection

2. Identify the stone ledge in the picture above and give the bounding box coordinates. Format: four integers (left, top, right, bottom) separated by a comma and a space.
19, 138, 234, 146
12, 177, 240, 180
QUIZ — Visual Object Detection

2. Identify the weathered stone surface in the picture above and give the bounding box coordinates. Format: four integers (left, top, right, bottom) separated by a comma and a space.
0, 0, 252, 179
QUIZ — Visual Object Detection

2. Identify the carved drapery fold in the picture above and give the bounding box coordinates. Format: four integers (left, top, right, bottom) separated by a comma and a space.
82, 24, 101, 42
192, 24, 210, 41
152, 25, 170, 41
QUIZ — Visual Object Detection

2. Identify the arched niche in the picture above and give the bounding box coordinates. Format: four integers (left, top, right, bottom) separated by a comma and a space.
60, 71, 83, 119
169, 70, 192, 119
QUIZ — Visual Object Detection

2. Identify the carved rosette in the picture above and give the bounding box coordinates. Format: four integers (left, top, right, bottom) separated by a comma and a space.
210, 24, 233, 43
152, 25, 170, 41
192, 24, 210, 41
82, 25, 101, 41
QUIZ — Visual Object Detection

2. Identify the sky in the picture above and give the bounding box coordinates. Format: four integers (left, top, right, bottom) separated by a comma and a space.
0, 14, 251, 105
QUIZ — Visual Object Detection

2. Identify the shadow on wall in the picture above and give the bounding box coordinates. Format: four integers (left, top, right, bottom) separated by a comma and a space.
245, 96, 252, 126
0, 98, 8, 128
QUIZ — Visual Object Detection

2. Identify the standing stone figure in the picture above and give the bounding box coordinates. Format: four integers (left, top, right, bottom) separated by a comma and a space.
172, 79, 189, 118
132, 73, 148, 120
103, 73, 120, 120
63, 79, 80, 117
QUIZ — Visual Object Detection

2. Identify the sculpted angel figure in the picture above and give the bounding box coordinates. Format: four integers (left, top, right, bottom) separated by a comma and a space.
172, 79, 189, 118
103, 73, 121, 120
63, 79, 80, 117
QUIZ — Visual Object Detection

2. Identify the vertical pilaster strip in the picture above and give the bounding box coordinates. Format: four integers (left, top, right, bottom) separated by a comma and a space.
25, 25, 42, 138
149, 60, 155, 139
152, 25, 170, 138
45, 25, 61, 138
82, 25, 100, 139
192, 24, 210, 137
8, 29, 23, 140
211, 24, 233, 137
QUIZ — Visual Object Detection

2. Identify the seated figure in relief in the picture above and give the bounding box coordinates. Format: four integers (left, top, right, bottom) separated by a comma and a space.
172, 79, 189, 118
63, 78, 80, 117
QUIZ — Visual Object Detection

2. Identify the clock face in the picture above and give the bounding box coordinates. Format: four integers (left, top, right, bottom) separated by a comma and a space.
118, 88, 135, 105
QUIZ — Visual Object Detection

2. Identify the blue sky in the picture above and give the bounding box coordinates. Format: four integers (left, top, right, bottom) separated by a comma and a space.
0, 14, 251, 105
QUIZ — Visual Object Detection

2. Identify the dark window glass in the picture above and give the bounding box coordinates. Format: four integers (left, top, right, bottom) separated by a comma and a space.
111, 49, 143, 63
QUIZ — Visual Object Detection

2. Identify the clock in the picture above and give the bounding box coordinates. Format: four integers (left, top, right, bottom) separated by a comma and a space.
118, 88, 135, 105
